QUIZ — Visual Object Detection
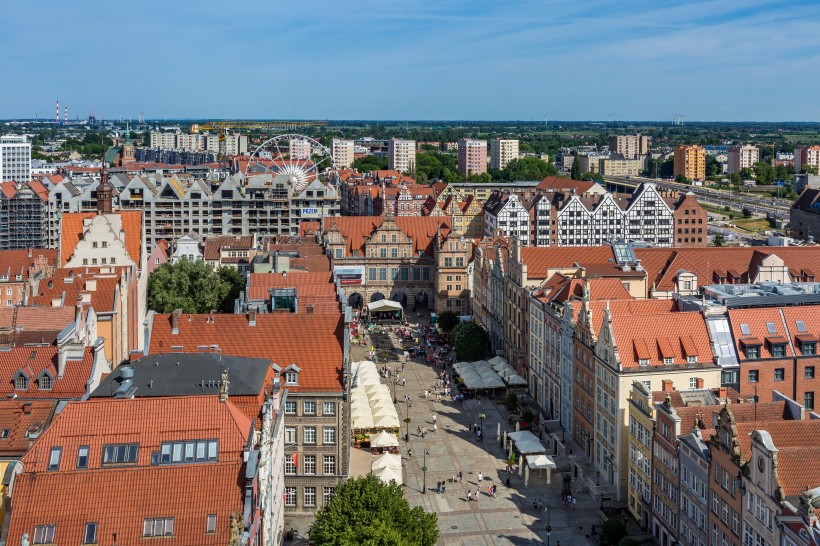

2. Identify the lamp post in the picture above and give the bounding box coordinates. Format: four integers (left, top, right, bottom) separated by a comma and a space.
478, 412, 486, 442
392, 374, 397, 404
545, 505, 552, 546
422, 448, 429, 493
404, 398, 410, 442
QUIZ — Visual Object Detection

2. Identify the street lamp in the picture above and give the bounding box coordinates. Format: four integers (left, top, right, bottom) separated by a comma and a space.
422, 448, 429, 493
478, 413, 486, 442
545, 505, 552, 546
404, 399, 410, 442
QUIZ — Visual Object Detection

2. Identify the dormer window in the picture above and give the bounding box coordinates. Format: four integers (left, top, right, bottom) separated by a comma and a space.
770, 343, 787, 358
38, 372, 53, 391
802, 341, 817, 356
285, 371, 298, 385
663, 357, 673, 366
14, 372, 28, 391
687, 355, 698, 364
638, 359, 649, 367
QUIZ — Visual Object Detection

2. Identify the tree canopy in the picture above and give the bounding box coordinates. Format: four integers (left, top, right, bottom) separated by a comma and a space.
436, 310, 459, 333
309, 475, 439, 546
352, 155, 389, 173
147, 259, 245, 314
570, 155, 582, 180
451, 321, 490, 361
495, 156, 558, 181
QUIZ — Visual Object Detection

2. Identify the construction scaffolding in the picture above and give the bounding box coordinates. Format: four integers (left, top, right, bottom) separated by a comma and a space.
0, 183, 48, 250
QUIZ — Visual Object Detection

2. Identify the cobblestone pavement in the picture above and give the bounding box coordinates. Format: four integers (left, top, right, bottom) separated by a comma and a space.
352, 316, 601, 546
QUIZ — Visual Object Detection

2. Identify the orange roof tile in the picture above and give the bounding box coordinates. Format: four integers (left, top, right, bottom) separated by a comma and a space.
149, 313, 344, 392
0, 345, 96, 399
7, 396, 250, 545
728, 307, 795, 361
323, 216, 451, 256
59, 210, 143, 267
247, 271, 335, 300
31, 270, 121, 312
204, 235, 255, 261
0, 399, 57, 457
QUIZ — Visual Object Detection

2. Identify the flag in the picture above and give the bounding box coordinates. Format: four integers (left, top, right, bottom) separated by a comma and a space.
292, 453, 299, 467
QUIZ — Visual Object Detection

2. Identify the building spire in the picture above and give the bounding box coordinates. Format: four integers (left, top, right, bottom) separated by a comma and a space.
96, 159, 113, 214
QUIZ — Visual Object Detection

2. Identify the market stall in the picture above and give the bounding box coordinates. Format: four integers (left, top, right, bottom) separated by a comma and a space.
365, 299, 404, 323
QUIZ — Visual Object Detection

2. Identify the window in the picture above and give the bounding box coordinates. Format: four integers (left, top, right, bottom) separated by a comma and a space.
323, 486, 336, 505
639, 359, 649, 367
689, 377, 699, 389
84, 522, 98, 544
48, 447, 62, 471
771, 344, 786, 358
39, 374, 52, 390
77, 445, 89, 469
285, 487, 297, 507
206, 514, 217, 533
0, 429, 8, 438
304, 486, 317, 507
303, 401, 316, 415
745, 346, 759, 359
285, 371, 298, 385
285, 456, 296, 475
158, 440, 218, 464
323, 427, 336, 444
687, 355, 698, 364
102, 443, 139, 465
285, 427, 297, 445
324, 455, 336, 474
774, 368, 785, 382
748, 370, 759, 383
323, 401, 336, 415
663, 357, 673, 365
304, 455, 316, 475
802, 342, 817, 356
806, 391, 815, 411
14, 374, 28, 390
143, 518, 174, 537
807, 366, 816, 379
33, 524, 56, 544
285, 400, 296, 414
304, 427, 316, 444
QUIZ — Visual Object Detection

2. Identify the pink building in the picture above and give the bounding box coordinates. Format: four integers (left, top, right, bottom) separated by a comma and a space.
458, 139, 487, 176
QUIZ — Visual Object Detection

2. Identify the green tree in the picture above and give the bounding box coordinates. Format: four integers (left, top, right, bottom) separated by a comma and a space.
706, 155, 720, 178
352, 155, 388, 172
499, 156, 557, 181
147, 259, 245, 314
452, 321, 489, 361
570, 155, 582, 180
675, 174, 691, 185
713, 234, 726, 247
753, 161, 774, 185
802, 165, 819, 175
601, 518, 627, 545
739, 167, 755, 181
437, 310, 459, 333
730, 172, 742, 187
309, 475, 438, 546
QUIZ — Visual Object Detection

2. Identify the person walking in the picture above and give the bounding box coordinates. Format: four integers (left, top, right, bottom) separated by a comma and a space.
467, 490, 473, 502
458, 470, 463, 483
492, 483, 497, 498
433, 422, 437, 432
408, 449, 413, 459
477, 472, 483, 484
572, 496, 577, 511
432, 414, 437, 425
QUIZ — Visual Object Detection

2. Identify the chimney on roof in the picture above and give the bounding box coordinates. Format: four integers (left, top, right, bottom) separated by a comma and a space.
171, 309, 182, 335
22, 402, 32, 415
219, 368, 229, 402
248, 308, 256, 327
718, 387, 728, 400
695, 377, 705, 389
28, 248, 32, 258
662, 379, 674, 392
306, 304, 314, 314
85, 279, 96, 291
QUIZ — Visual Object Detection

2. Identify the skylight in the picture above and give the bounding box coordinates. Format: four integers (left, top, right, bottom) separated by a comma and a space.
740, 323, 751, 336
766, 322, 777, 334
797, 320, 807, 332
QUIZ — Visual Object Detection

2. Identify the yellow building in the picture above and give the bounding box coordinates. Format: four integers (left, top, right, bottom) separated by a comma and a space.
627, 382, 654, 529
673, 145, 706, 181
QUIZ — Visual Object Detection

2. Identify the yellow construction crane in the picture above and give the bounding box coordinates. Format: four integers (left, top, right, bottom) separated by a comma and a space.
190, 120, 327, 133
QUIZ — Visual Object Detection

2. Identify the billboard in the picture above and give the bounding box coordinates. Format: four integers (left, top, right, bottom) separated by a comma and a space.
334, 265, 365, 286
301, 207, 329, 218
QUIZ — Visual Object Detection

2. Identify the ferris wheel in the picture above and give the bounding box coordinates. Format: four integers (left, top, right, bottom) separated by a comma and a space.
243, 134, 338, 194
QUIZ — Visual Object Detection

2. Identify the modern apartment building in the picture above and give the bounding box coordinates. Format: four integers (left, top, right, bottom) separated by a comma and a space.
458, 139, 487, 176
598, 157, 644, 177
490, 138, 519, 170
795, 146, 820, 174
608, 134, 649, 159
674, 145, 706, 181
388, 139, 416, 174
727, 144, 760, 174
289, 138, 312, 160
0, 135, 32, 183
332, 139, 355, 169
148, 131, 248, 156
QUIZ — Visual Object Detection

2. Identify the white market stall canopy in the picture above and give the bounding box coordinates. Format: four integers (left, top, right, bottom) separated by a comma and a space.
454, 360, 506, 389
526, 454, 557, 470
350, 361, 400, 431
374, 464, 403, 485
509, 430, 546, 455
367, 299, 403, 313
372, 453, 403, 484
370, 431, 399, 448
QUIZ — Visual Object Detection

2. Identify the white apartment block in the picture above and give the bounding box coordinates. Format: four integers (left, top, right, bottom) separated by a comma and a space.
149, 132, 178, 149
149, 132, 247, 156
490, 138, 519, 170
388, 139, 416, 174
332, 139, 355, 169
598, 158, 644, 177
289, 138, 312, 160
727, 144, 759, 174
795, 146, 820, 174
0, 135, 32, 183
607, 134, 649, 159
176, 133, 206, 152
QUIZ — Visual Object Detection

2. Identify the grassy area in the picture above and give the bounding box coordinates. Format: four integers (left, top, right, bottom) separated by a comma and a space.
731, 216, 773, 232
701, 203, 735, 215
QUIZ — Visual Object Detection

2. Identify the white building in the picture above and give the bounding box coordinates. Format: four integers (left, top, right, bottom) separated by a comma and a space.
490, 138, 520, 170
795, 146, 820, 174
149, 132, 179, 149
0, 135, 32, 183
289, 138, 311, 160
169, 234, 203, 263
388, 139, 416, 174
727, 144, 759, 174
483, 193, 530, 242
332, 139, 355, 169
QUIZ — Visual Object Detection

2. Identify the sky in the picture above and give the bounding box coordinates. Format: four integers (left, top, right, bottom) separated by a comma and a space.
2, 0, 820, 121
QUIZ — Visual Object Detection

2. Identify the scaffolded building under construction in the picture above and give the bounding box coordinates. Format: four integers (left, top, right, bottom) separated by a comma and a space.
0, 182, 48, 250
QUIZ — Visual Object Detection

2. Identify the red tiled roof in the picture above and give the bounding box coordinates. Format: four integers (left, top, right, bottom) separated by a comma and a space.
59, 210, 143, 267
299, 221, 321, 237
0, 399, 57, 457
728, 308, 795, 361
247, 272, 335, 300
0, 345, 96, 399
734, 420, 820, 464
520, 246, 616, 279
0, 306, 76, 333
149, 313, 344, 392
204, 235, 255, 261
290, 254, 331, 273
7, 396, 251, 545
31, 271, 121, 312
774, 447, 820, 497
323, 216, 451, 256
537, 176, 596, 194
0, 248, 57, 281
0, 181, 16, 199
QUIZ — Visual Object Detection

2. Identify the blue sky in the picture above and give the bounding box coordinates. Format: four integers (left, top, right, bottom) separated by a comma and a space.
2, 0, 820, 121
